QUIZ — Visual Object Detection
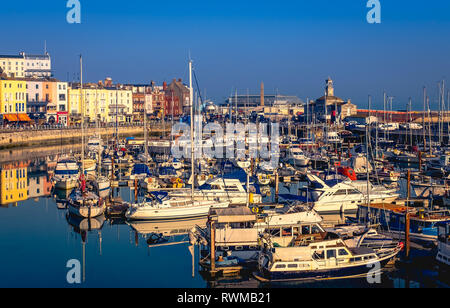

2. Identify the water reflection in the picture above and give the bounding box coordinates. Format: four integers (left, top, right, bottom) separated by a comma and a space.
0, 161, 29, 206
0, 155, 448, 288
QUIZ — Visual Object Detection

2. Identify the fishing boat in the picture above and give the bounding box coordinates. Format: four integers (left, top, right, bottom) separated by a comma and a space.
436, 221, 450, 266
254, 234, 402, 282
53, 159, 79, 190
125, 191, 229, 221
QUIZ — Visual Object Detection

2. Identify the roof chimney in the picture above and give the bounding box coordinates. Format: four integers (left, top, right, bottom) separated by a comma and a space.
260, 82, 265, 107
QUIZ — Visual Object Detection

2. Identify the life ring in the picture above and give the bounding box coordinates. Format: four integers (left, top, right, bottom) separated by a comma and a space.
251, 207, 260, 214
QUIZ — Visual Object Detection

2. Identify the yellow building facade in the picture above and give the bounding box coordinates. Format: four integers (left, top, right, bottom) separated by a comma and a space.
68, 85, 132, 124
0, 79, 27, 121
0, 162, 28, 206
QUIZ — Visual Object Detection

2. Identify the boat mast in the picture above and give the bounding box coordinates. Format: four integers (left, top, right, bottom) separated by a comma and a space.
427, 96, 432, 155
366, 95, 371, 225
423, 87, 426, 150
96, 88, 101, 176
438, 82, 442, 144
383, 91, 386, 141
80, 55, 85, 176
144, 86, 148, 159
189, 59, 194, 198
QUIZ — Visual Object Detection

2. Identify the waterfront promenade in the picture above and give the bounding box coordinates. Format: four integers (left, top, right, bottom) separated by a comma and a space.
0, 122, 171, 149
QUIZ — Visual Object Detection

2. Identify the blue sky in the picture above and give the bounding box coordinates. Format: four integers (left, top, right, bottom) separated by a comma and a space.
1, 0, 450, 110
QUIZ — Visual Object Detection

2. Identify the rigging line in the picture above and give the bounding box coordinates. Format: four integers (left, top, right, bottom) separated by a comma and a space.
192, 70, 204, 108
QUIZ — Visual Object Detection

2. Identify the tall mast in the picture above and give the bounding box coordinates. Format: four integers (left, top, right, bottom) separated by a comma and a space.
383, 91, 386, 140
144, 87, 148, 158
438, 82, 442, 144
441, 80, 445, 142
96, 88, 101, 175
427, 96, 432, 154
189, 60, 194, 198
366, 95, 371, 224
80, 55, 85, 176
234, 89, 238, 124
423, 87, 426, 150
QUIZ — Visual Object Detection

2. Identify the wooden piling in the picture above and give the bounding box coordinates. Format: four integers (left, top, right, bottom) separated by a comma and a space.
405, 212, 410, 258
210, 221, 216, 274
134, 178, 138, 202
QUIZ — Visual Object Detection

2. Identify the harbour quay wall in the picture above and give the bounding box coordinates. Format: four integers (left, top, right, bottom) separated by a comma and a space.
0, 124, 171, 149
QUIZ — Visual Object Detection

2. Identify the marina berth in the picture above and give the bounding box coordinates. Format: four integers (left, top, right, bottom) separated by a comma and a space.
192, 204, 326, 267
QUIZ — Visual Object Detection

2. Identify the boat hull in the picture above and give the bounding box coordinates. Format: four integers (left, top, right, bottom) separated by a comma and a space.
255, 249, 399, 283
68, 204, 105, 218
126, 202, 229, 221
55, 178, 78, 190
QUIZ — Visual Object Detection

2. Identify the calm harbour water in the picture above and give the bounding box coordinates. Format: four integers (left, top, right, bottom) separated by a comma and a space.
0, 153, 448, 288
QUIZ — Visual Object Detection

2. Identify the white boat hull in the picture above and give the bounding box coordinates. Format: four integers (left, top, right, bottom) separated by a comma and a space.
68, 204, 106, 218
313, 196, 399, 213
126, 202, 229, 221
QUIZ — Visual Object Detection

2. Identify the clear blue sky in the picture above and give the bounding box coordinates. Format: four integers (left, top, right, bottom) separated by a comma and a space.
2, 0, 450, 110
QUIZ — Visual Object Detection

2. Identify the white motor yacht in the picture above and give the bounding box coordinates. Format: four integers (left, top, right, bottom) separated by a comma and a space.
125, 192, 229, 220
296, 173, 399, 213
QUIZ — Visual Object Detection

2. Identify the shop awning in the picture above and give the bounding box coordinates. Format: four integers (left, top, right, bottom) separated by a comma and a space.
18, 114, 32, 122
4, 114, 19, 122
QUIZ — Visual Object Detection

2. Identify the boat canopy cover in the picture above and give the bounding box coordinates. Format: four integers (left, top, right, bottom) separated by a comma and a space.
150, 191, 169, 203
158, 166, 177, 176
132, 164, 151, 176
210, 207, 256, 223
223, 169, 262, 194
